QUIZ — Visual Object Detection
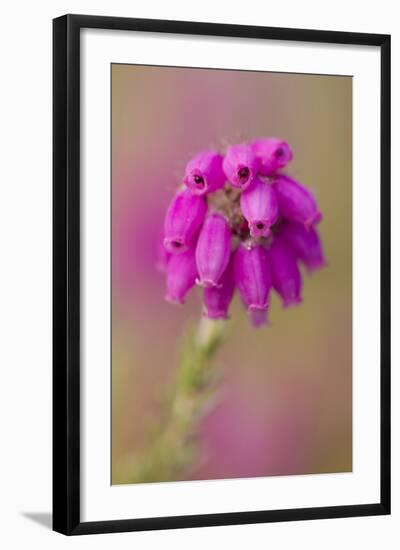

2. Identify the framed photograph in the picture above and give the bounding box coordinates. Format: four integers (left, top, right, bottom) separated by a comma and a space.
53, 14, 391, 535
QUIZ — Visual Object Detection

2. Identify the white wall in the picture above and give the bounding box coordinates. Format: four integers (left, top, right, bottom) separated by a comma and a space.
1, 0, 398, 548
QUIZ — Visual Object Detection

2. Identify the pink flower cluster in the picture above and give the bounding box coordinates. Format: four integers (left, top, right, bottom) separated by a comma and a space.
159, 138, 326, 328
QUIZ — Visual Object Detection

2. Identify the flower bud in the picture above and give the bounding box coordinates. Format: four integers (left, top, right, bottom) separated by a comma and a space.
234, 244, 272, 327
273, 175, 322, 229
163, 189, 207, 254
183, 151, 226, 196
251, 137, 293, 176
222, 143, 259, 190
279, 222, 327, 273
203, 254, 235, 319
195, 213, 232, 288
165, 247, 198, 304
240, 177, 279, 238
268, 239, 302, 308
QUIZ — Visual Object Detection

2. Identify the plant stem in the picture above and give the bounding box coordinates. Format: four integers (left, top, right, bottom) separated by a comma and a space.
122, 317, 226, 484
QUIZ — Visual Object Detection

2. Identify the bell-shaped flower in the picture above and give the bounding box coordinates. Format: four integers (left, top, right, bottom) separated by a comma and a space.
234, 243, 272, 327
251, 137, 293, 176
163, 188, 207, 254
165, 247, 198, 304
273, 175, 322, 229
195, 213, 232, 288
279, 222, 327, 273
183, 151, 226, 196
240, 177, 279, 237
268, 238, 302, 307
222, 143, 259, 190
203, 253, 235, 319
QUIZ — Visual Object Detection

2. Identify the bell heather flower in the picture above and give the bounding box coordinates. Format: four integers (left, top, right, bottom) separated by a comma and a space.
234, 243, 272, 327
183, 151, 226, 196
165, 247, 198, 304
279, 222, 327, 273
160, 138, 326, 327
203, 254, 235, 319
273, 174, 322, 229
163, 188, 207, 253
222, 143, 259, 190
251, 137, 293, 176
195, 212, 232, 288
240, 177, 279, 238
268, 238, 302, 308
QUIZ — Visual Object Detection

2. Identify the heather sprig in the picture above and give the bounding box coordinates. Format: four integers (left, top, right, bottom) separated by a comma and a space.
161, 137, 326, 328
124, 138, 326, 484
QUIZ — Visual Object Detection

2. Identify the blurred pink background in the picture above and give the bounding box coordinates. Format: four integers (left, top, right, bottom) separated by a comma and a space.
111, 64, 352, 484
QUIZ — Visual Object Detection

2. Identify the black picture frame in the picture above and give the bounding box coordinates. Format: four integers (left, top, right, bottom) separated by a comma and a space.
53, 14, 391, 535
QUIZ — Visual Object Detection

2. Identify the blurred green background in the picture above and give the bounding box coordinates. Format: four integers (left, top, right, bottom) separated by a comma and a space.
111, 64, 352, 484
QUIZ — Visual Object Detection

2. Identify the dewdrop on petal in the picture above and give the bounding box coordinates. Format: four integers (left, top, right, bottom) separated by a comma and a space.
234, 243, 272, 328
163, 188, 207, 254
195, 212, 232, 288
240, 177, 279, 238
183, 151, 226, 196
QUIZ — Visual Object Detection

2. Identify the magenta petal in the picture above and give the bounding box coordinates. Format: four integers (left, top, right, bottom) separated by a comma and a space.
222, 143, 259, 190
183, 151, 226, 196
279, 222, 327, 273
251, 137, 293, 176
248, 307, 267, 328
163, 189, 207, 254
203, 253, 235, 319
165, 247, 198, 304
240, 177, 279, 238
234, 244, 272, 327
195, 213, 232, 288
273, 175, 322, 229
156, 234, 170, 272
268, 239, 302, 308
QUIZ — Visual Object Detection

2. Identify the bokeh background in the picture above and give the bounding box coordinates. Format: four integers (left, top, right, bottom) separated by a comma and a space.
111, 64, 352, 484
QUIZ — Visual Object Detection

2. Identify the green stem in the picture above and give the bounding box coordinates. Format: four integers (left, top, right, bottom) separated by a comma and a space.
123, 317, 226, 484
